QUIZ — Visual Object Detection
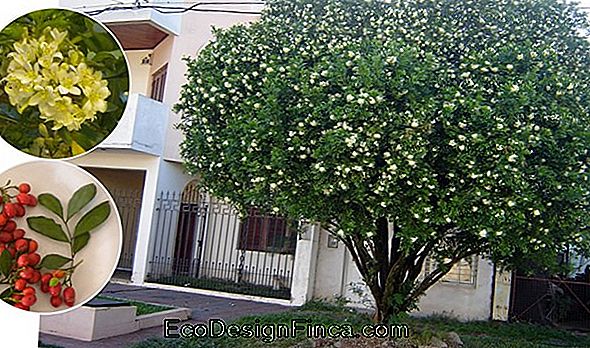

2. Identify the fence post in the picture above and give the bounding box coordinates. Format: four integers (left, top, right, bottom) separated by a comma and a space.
492, 268, 512, 321
130, 169, 161, 285
290, 223, 320, 305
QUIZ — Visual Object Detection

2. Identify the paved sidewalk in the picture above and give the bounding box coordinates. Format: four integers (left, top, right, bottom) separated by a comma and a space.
39, 282, 292, 348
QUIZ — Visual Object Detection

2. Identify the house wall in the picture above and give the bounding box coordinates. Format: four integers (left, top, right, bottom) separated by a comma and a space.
312, 229, 495, 321
416, 257, 494, 320
160, 8, 261, 162
126, 50, 152, 95
69, 150, 162, 284
82, 167, 145, 193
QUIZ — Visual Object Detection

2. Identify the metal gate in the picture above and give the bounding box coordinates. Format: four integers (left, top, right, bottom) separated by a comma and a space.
509, 274, 590, 330
146, 184, 297, 299
111, 188, 142, 272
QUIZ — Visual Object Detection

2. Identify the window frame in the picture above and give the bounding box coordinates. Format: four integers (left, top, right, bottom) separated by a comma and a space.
150, 63, 168, 102
422, 255, 479, 286
237, 208, 297, 254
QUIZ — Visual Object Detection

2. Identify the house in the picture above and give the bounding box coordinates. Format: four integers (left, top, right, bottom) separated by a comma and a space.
59, 0, 515, 323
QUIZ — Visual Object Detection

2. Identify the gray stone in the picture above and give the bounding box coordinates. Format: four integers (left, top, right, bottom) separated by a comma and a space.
445, 332, 464, 348
430, 337, 449, 348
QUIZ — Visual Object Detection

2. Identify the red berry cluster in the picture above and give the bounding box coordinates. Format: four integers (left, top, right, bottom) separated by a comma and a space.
41, 270, 75, 307
0, 182, 77, 311
0, 182, 41, 310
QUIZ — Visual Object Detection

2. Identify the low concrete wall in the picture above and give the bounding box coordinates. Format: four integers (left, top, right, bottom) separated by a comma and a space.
40, 305, 191, 341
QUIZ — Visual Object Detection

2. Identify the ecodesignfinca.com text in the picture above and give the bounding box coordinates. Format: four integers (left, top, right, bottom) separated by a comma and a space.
164, 318, 410, 343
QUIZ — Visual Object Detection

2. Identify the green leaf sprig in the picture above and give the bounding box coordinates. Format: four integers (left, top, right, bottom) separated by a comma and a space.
26, 183, 111, 286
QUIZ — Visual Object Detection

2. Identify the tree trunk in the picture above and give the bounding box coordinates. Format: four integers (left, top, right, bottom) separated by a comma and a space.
372, 294, 394, 323
339, 217, 470, 323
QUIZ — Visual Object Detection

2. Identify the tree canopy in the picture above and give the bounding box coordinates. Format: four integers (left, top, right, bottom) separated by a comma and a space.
176, 0, 590, 320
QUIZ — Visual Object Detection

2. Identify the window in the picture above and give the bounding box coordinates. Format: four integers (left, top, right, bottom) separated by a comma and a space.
422, 255, 478, 285
150, 64, 168, 102
238, 208, 297, 254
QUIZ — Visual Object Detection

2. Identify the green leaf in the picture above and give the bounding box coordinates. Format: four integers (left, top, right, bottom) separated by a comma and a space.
0, 287, 12, 299
39, 254, 71, 270
67, 183, 97, 220
73, 233, 90, 253
38, 193, 64, 219
49, 277, 60, 287
74, 201, 111, 237
27, 216, 69, 242
0, 250, 11, 277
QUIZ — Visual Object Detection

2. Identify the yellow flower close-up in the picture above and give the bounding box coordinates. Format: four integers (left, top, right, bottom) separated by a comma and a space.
2, 27, 110, 131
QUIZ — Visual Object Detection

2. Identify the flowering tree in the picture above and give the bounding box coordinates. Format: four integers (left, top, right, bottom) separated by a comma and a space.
176, 0, 590, 322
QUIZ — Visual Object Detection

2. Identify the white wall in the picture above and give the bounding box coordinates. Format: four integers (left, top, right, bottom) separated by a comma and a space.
126, 50, 152, 95
416, 257, 494, 321
69, 150, 162, 284
101, 93, 168, 155
161, 8, 261, 162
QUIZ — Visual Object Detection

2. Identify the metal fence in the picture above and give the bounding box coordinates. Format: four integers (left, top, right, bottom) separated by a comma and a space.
146, 188, 297, 299
111, 188, 142, 272
510, 275, 590, 330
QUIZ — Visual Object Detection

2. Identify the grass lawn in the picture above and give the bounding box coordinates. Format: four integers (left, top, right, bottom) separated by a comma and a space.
129, 301, 590, 348
96, 295, 174, 316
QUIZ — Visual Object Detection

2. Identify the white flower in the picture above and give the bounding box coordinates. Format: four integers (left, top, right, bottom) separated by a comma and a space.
533, 209, 540, 216
508, 200, 515, 207
510, 84, 520, 93
270, 183, 277, 189
346, 94, 355, 102
479, 229, 488, 238
506, 64, 514, 70
411, 120, 419, 128
508, 154, 518, 162
458, 145, 465, 151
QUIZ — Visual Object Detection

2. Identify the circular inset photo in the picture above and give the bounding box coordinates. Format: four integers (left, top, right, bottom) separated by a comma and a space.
0, 9, 129, 159
0, 160, 122, 314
